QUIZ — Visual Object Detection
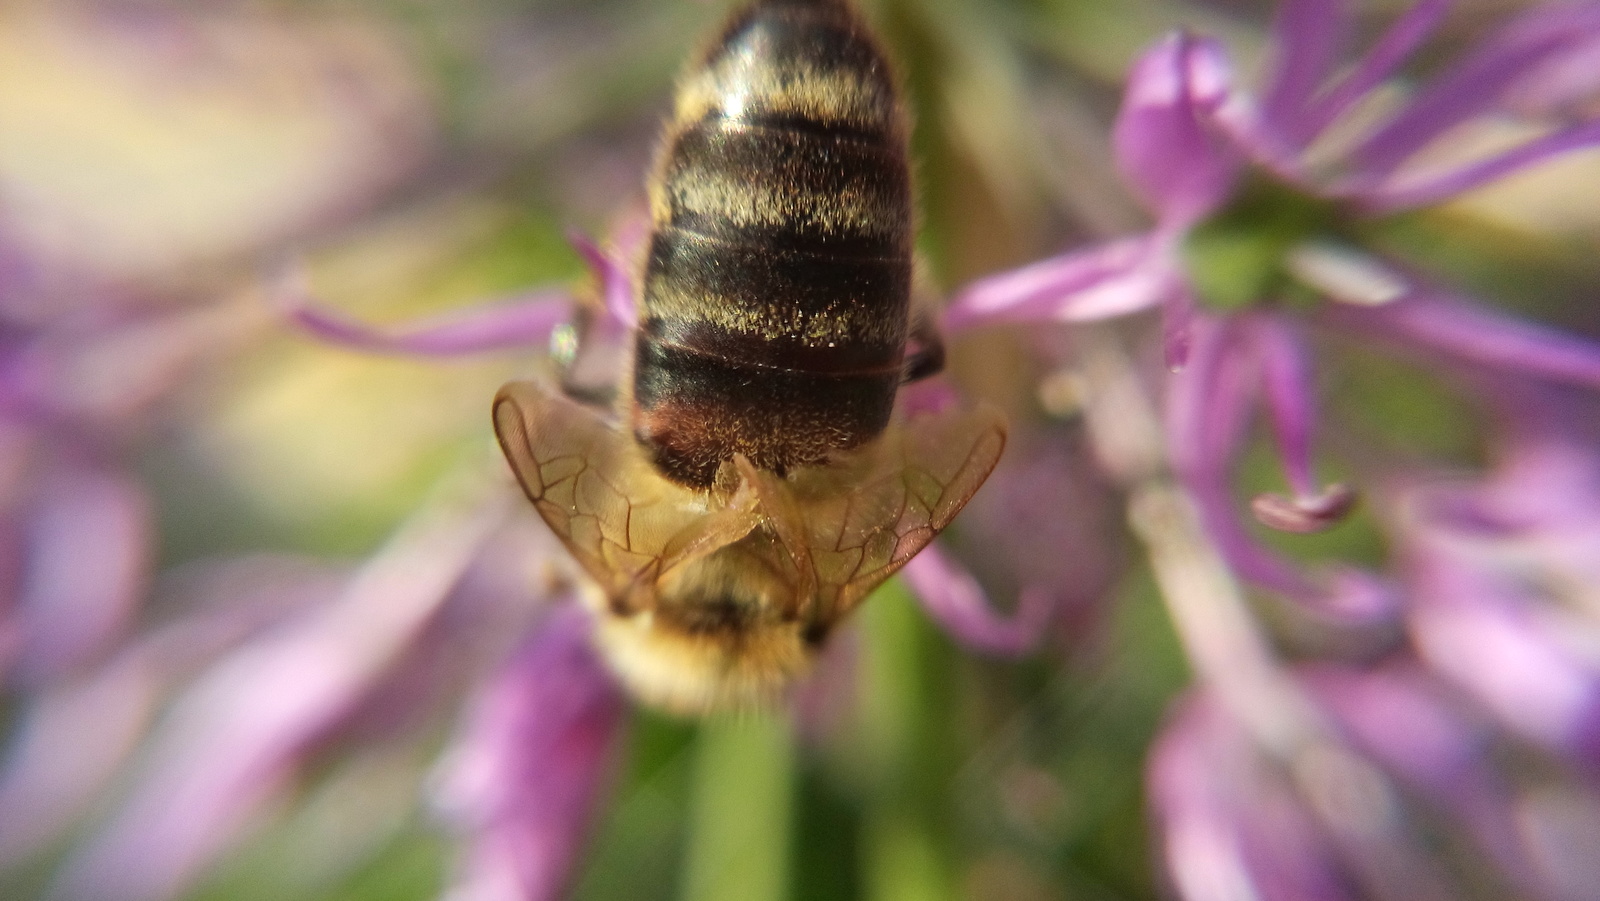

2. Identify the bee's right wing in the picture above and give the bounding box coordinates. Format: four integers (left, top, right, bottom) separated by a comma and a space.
493, 381, 761, 604
783, 404, 1007, 623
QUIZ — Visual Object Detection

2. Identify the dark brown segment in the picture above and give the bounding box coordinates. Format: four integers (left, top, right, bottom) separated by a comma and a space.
632, 336, 899, 488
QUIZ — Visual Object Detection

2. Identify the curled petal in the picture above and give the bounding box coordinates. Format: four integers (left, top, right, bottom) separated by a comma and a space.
1182, 38, 1325, 195
277, 267, 572, 358
1169, 318, 1394, 622
1247, 314, 1356, 534
901, 543, 1053, 657
1251, 486, 1359, 534
1358, 118, 1600, 213
1167, 318, 1313, 596
1320, 288, 1600, 390
567, 232, 638, 330
1354, 4, 1600, 178
431, 604, 628, 901
1260, 0, 1351, 144
943, 235, 1175, 331
1251, 314, 1321, 500
48, 497, 510, 901
1113, 33, 1240, 227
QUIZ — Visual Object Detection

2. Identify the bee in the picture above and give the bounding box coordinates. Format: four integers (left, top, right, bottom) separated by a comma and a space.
493, 0, 1005, 713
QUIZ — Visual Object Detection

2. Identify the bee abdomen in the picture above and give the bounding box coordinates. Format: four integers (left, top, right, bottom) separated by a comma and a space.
634, 0, 913, 488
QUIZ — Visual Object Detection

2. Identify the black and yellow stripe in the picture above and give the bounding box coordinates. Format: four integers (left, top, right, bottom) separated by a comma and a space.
632, 0, 913, 489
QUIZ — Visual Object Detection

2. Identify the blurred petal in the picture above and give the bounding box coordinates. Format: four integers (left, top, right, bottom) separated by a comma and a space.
1354, 4, 1600, 178
1168, 317, 1394, 621
1113, 34, 1239, 227
901, 543, 1053, 657
11, 460, 149, 686
567, 232, 638, 330
1150, 692, 1358, 901
1260, 0, 1350, 144
431, 604, 627, 901
1183, 37, 1324, 194
1250, 314, 1319, 500
1321, 288, 1600, 390
49, 495, 510, 901
1246, 315, 1358, 534
1163, 283, 1197, 370
0, 556, 348, 868
1406, 540, 1600, 766
1301, 0, 1454, 141
943, 235, 1175, 330
1359, 118, 1600, 213
40, 300, 263, 423
1305, 665, 1553, 898
278, 267, 572, 358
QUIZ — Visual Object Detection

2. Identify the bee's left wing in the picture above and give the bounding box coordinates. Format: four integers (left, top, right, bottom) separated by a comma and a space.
493, 381, 761, 606
781, 404, 1007, 622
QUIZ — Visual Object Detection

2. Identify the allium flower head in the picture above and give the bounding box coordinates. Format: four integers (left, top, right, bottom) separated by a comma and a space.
950, 0, 1600, 620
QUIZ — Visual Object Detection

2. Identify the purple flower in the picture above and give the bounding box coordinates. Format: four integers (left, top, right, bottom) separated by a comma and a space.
1393, 393, 1600, 770
0, 3, 444, 895
1152, 663, 1577, 901
947, 0, 1600, 623
430, 604, 628, 901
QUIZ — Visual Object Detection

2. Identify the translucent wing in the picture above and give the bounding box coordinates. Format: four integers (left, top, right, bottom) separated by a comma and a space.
783, 403, 1007, 622
492, 381, 761, 606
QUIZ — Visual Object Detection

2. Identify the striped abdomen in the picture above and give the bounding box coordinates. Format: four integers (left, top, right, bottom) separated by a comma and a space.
632, 0, 913, 489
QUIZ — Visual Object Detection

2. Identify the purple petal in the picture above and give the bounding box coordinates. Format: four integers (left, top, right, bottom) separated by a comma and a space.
431, 604, 627, 901
567, 232, 638, 330
1251, 487, 1359, 535
1182, 37, 1325, 195
277, 267, 573, 358
1167, 317, 1393, 620
48, 498, 510, 901
1113, 33, 1240, 227
1320, 287, 1600, 390
1163, 283, 1197, 370
1150, 692, 1359, 901
1249, 314, 1320, 499
1260, 0, 1351, 145
1353, 4, 1600, 179
1300, 0, 1454, 142
943, 235, 1176, 331
1245, 314, 1360, 534
41, 301, 261, 423
11, 460, 150, 686
0, 654, 157, 869
1358, 118, 1600, 213
1304, 664, 1555, 898
1406, 543, 1600, 766
0, 556, 350, 869
901, 543, 1054, 657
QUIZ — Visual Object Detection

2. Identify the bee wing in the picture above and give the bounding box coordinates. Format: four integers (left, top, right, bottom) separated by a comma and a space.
493, 381, 760, 602
786, 404, 1007, 621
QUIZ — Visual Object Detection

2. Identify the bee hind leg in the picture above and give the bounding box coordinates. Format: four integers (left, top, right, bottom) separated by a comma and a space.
901, 306, 947, 384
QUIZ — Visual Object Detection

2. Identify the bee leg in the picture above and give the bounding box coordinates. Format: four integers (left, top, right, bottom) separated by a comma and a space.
554, 305, 626, 409
733, 456, 819, 621
654, 478, 763, 583
901, 307, 946, 384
